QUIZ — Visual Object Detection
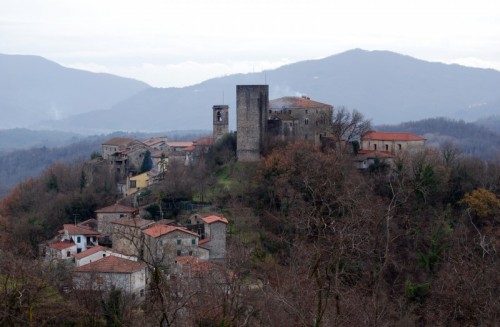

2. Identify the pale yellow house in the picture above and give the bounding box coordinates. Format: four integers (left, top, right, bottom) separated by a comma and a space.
126, 172, 149, 196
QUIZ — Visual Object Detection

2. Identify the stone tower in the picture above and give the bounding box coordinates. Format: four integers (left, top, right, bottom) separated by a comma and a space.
236, 85, 269, 162
212, 105, 229, 143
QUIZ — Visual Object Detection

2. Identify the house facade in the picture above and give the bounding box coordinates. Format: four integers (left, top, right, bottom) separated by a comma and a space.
361, 132, 426, 155
74, 245, 137, 266
73, 256, 147, 297
111, 218, 155, 258
45, 241, 77, 261
95, 203, 138, 236
200, 215, 228, 260
143, 225, 200, 269
62, 224, 101, 253
126, 172, 149, 196
268, 96, 333, 146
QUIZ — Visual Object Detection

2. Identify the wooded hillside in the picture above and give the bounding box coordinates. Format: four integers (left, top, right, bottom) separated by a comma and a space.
0, 133, 498, 326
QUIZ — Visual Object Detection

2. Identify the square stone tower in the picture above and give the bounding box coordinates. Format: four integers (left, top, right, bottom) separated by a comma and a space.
212, 105, 229, 143
236, 85, 269, 162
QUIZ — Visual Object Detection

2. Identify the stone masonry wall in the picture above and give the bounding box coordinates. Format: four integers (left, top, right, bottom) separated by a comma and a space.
236, 85, 269, 162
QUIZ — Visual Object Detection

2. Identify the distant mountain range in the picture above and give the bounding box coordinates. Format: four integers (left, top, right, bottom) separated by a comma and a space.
2, 49, 500, 134
0, 54, 150, 129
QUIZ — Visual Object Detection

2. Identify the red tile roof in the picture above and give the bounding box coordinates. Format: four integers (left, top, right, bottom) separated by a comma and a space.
269, 96, 333, 110
102, 137, 137, 146
49, 241, 76, 250
64, 224, 101, 236
74, 245, 109, 260
194, 137, 214, 146
198, 238, 210, 245
73, 256, 146, 273
143, 224, 199, 238
202, 215, 228, 225
95, 203, 137, 213
362, 132, 425, 141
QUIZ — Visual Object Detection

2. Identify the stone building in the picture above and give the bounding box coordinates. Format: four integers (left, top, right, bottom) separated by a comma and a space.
73, 256, 147, 297
110, 218, 155, 258
236, 85, 269, 162
142, 224, 202, 269
236, 85, 334, 161
268, 96, 333, 146
95, 203, 138, 236
199, 215, 228, 260
213, 105, 229, 143
361, 132, 426, 155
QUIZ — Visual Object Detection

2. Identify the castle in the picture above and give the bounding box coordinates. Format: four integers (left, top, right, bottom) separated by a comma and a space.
211, 84, 334, 162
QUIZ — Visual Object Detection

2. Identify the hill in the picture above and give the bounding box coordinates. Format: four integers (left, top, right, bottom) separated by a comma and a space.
37, 49, 500, 133
0, 54, 150, 129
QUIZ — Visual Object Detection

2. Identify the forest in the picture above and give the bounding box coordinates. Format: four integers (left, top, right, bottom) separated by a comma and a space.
0, 129, 499, 326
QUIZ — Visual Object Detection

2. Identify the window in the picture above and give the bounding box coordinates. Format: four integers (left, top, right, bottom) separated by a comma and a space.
374, 144, 377, 150
76, 236, 81, 243
191, 239, 196, 245
305, 109, 308, 114
216, 111, 222, 122
96, 276, 103, 285
103, 253, 106, 257
398, 144, 402, 150
305, 118, 309, 125
66, 251, 71, 257
189, 251, 193, 256
385, 144, 389, 151
177, 239, 181, 245
129, 180, 137, 188
177, 250, 181, 256
140, 289, 145, 297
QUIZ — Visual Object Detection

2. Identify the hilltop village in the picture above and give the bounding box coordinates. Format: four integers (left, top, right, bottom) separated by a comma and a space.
40, 84, 427, 300
9, 82, 499, 327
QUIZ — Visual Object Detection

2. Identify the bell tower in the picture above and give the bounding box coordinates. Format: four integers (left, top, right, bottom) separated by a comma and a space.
213, 105, 229, 143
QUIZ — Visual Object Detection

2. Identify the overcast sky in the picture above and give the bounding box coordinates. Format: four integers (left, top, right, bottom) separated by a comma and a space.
2, 0, 499, 87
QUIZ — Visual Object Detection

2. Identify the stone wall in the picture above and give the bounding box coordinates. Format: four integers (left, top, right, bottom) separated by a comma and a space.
236, 85, 269, 162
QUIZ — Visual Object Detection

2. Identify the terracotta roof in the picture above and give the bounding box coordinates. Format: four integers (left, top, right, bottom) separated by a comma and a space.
269, 96, 333, 110
198, 238, 210, 245
102, 137, 137, 146
362, 132, 425, 141
202, 215, 228, 225
95, 203, 137, 213
78, 218, 98, 230
74, 245, 109, 260
111, 218, 154, 228
73, 256, 146, 273
143, 224, 199, 238
194, 137, 214, 146
64, 224, 101, 236
49, 241, 76, 250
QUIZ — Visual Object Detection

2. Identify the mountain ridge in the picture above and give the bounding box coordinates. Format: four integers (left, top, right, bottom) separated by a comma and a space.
3, 49, 500, 133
